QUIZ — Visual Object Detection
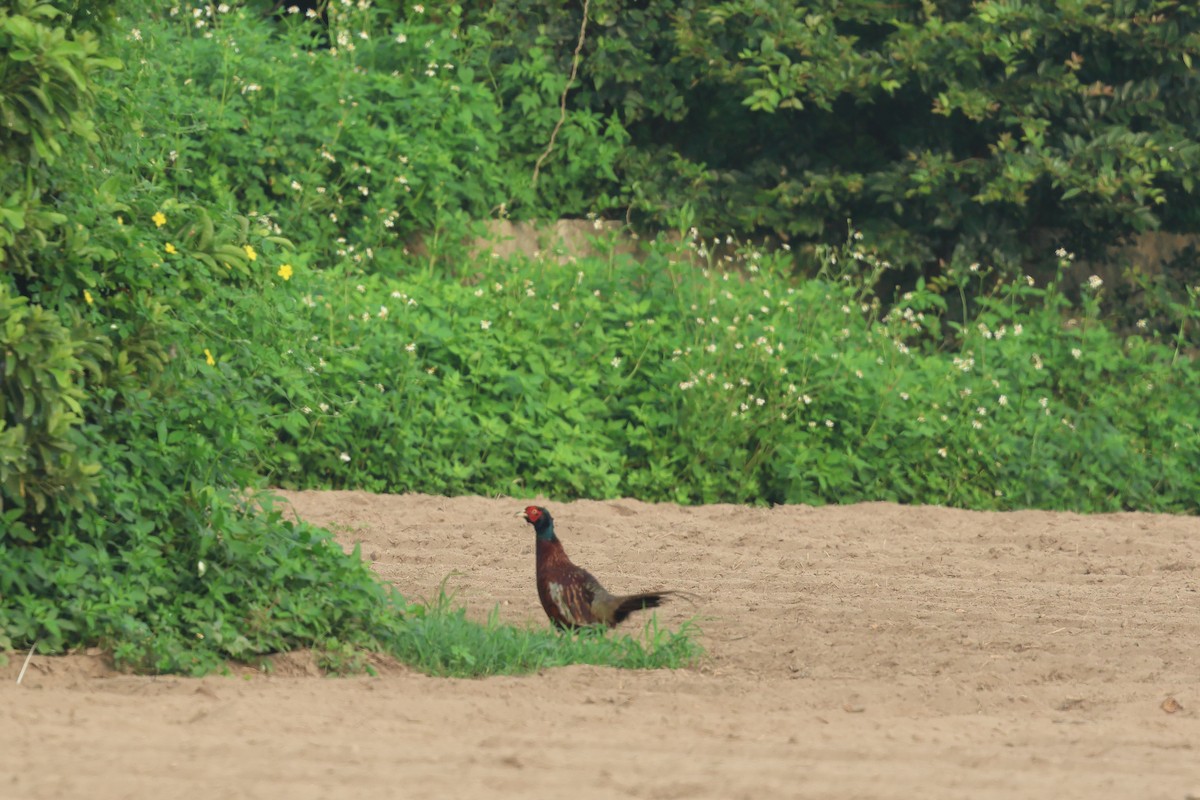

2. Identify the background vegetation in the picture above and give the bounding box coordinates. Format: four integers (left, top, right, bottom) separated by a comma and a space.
2, 0, 1197, 674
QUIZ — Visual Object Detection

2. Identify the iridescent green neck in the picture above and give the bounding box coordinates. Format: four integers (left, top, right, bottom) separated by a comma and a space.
534, 518, 557, 542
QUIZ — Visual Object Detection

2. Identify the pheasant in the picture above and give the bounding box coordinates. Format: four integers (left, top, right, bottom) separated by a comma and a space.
519, 505, 672, 629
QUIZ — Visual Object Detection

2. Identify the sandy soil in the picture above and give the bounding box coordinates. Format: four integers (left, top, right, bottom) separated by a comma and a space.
4, 492, 1200, 799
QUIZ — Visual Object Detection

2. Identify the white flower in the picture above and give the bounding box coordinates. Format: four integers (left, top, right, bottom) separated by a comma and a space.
899, 392, 909, 401
1039, 397, 1049, 408
825, 419, 834, 428
413, 3, 424, 11
130, 28, 142, 40
611, 357, 622, 368
1136, 319, 1148, 330
480, 320, 491, 330
998, 395, 1008, 406
197, 561, 206, 577
396, 33, 408, 43
405, 343, 416, 353
356, 284, 365, 293
1071, 348, 1082, 359
1087, 275, 1103, 290
937, 448, 947, 458
319, 403, 330, 413
340, 452, 351, 462
972, 420, 983, 429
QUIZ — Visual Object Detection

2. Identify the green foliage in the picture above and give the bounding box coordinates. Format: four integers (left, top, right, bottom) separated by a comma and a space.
103, 2, 522, 255
0, 285, 101, 517
0, 0, 121, 271
473, 0, 1200, 273
247, 230, 1199, 513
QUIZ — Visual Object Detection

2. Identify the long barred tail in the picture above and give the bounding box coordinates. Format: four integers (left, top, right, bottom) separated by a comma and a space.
611, 591, 673, 626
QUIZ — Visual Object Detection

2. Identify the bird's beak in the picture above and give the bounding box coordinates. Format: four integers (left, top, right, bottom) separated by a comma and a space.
515, 510, 528, 520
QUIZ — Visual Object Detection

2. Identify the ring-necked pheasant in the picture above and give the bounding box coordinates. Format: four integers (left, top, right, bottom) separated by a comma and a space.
520, 505, 672, 629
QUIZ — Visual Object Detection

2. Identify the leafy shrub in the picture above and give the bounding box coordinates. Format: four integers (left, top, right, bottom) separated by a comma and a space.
0, 286, 102, 519
470, 0, 1200, 276
248, 230, 1199, 513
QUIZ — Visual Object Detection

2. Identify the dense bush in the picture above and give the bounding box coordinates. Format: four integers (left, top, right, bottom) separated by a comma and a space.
238, 231, 1199, 513
472, 0, 1200, 275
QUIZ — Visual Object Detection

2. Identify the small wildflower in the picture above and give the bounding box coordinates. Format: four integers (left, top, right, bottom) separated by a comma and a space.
972, 419, 983, 429
611, 357, 622, 368
481, 320, 491, 330
825, 419, 834, 428
277, 263, 293, 280
152, 211, 166, 227
83, 290, 94, 306
204, 348, 215, 366
1071, 347, 1082, 359
1087, 275, 1103, 290
165, 242, 177, 254
1136, 319, 1148, 330
340, 452, 351, 462
998, 395, 1008, 406
243, 244, 257, 261
937, 448, 947, 458
405, 342, 416, 353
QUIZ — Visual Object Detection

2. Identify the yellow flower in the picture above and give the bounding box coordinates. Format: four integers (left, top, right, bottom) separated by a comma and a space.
84, 290, 94, 306
152, 211, 167, 228
243, 244, 257, 261
165, 242, 177, 254
277, 263, 293, 281
204, 348, 215, 366
117, 215, 124, 225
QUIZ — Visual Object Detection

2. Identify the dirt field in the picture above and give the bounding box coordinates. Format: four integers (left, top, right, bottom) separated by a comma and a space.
4, 492, 1200, 799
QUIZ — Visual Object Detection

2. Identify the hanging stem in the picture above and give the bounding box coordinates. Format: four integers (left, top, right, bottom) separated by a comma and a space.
531, 0, 591, 188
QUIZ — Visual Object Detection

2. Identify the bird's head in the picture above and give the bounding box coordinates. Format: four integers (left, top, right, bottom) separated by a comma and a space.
519, 505, 556, 542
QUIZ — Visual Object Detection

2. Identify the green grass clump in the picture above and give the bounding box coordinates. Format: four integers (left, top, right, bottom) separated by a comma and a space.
391, 588, 701, 677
